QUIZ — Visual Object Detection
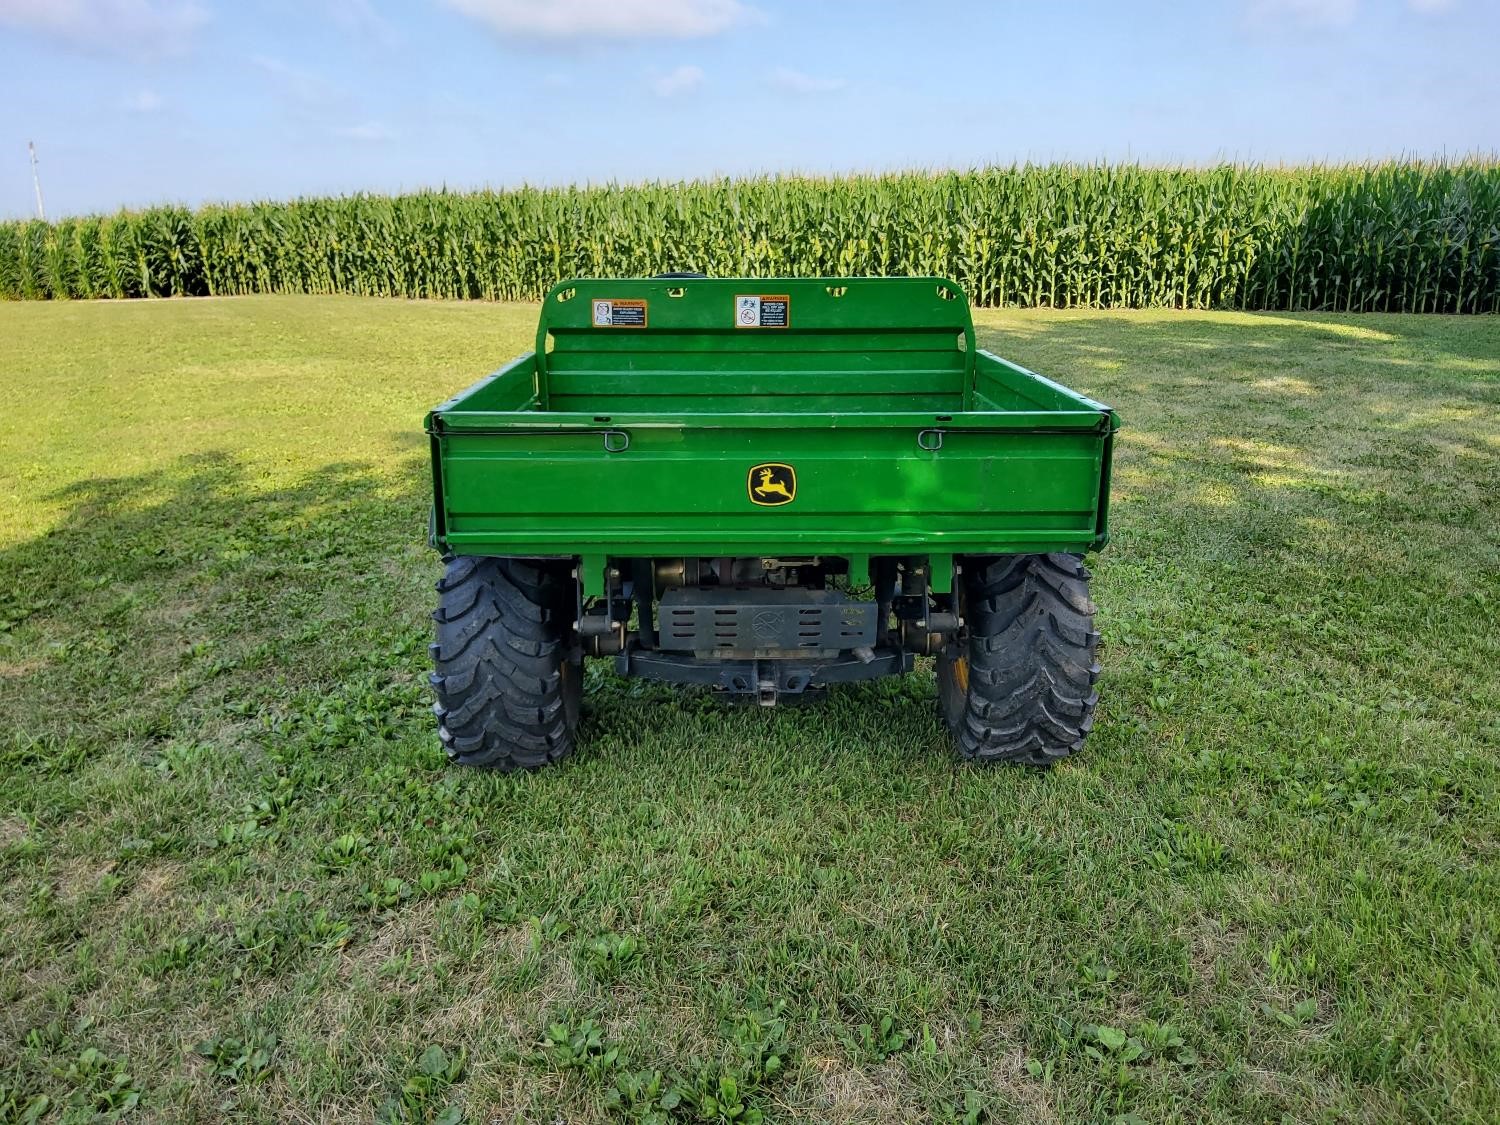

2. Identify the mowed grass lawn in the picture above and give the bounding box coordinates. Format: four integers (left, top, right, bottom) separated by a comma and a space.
1, 297, 1497, 1124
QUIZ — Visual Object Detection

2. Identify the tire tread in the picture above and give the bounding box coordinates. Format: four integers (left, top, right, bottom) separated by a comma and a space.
943, 553, 1100, 766
429, 556, 576, 771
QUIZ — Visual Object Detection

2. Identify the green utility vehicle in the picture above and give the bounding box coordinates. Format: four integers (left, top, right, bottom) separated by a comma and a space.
426, 276, 1117, 768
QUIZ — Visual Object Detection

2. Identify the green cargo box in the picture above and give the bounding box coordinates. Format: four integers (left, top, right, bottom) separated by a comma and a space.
425, 276, 1117, 770
427, 277, 1116, 581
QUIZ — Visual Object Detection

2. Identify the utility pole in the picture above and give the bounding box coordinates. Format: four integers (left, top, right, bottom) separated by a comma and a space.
28, 141, 46, 221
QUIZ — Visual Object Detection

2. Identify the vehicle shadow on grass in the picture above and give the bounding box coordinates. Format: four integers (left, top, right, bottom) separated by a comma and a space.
0, 450, 442, 775
0, 447, 950, 796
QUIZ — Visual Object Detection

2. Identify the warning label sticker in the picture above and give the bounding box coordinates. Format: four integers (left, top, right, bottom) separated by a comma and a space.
591, 298, 648, 328
734, 294, 790, 329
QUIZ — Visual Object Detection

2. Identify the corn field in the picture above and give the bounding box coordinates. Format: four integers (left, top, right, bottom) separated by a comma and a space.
2, 162, 1498, 311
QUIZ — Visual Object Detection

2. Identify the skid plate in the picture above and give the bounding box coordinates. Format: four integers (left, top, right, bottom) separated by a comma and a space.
656, 587, 876, 653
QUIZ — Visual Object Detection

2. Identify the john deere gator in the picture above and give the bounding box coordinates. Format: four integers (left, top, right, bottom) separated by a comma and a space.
425, 276, 1117, 768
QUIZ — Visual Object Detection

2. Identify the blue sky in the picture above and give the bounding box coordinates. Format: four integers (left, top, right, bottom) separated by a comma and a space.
2, 0, 1495, 219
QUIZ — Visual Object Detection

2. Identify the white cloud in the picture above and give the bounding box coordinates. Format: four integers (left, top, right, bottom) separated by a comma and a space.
1246, 0, 1358, 26
124, 89, 163, 113
250, 54, 339, 105
323, 0, 399, 47
767, 67, 845, 95
440, 0, 751, 41
1247, 0, 1456, 25
650, 64, 704, 97
0, 0, 206, 56
337, 121, 396, 142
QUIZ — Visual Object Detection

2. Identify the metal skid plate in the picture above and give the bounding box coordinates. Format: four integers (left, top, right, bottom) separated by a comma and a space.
618, 646, 913, 703
656, 587, 876, 654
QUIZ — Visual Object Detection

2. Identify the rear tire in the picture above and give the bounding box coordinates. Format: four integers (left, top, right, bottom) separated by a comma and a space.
429, 556, 580, 770
937, 554, 1100, 766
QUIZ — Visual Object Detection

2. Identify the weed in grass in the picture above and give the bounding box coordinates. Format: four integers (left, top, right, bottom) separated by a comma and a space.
307, 908, 353, 951
842, 1013, 914, 1063
528, 911, 574, 949
1076, 962, 1119, 996
579, 932, 642, 983
1263, 997, 1320, 1029
528, 1004, 792, 1122
932, 1088, 987, 1125
603, 1067, 676, 1122
379, 950, 421, 985
318, 831, 371, 870
416, 855, 469, 896
194, 1030, 277, 1084
141, 932, 219, 978
668, 1004, 792, 1123
535, 1017, 621, 1079
0, 1082, 50, 1124
188, 851, 255, 888
1265, 934, 1320, 984
670, 1069, 758, 1123
56, 1047, 142, 1119
433, 894, 487, 960
360, 877, 414, 913
377, 1045, 465, 1125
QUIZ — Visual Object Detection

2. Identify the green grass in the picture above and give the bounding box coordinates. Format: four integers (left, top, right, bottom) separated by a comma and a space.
1, 297, 1497, 1123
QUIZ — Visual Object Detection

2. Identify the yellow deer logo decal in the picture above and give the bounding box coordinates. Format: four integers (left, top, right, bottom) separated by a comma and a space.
754, 468, 792, 500
748, 463, 796, 506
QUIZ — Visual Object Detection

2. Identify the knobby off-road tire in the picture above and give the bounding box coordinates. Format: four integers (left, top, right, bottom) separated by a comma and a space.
937, 553, 1101, 766
429, 556, 581, 770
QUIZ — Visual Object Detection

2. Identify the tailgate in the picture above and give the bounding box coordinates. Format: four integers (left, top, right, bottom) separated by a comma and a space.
429, 410, 1115, 559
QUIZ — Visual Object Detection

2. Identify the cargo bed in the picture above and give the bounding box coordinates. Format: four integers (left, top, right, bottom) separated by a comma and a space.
426, 277, 1117, 581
